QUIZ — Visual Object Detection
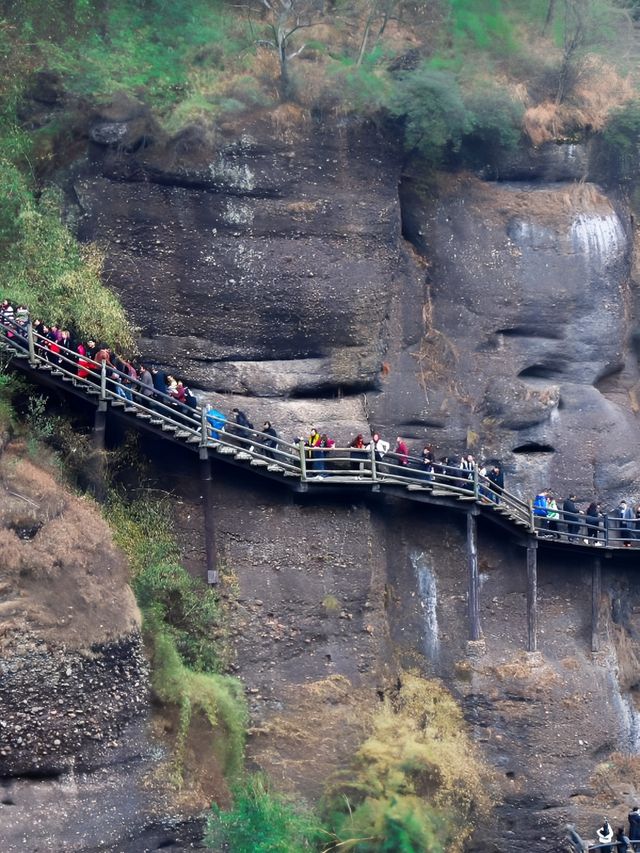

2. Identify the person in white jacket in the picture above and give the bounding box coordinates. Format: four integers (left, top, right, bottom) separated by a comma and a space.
597, 818, 613, 852
366, 433, 389, 464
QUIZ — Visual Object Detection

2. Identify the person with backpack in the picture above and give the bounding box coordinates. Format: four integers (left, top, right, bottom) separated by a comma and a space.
615, 499, 634, 547
262, 421, 278, 460
628, 806, 640, 850
563, 494, 581, 541
547, 495, 560, 539
533, 489, 549, 532
231, 407, 254, 446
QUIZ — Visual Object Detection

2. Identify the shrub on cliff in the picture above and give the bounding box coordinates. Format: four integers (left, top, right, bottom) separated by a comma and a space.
206, 773, 323, 852
599, 99, 640, 186
389, 66, 472, 166
107, 492, 248, 785
321, 674, 493, 852
0, 141, 134, 351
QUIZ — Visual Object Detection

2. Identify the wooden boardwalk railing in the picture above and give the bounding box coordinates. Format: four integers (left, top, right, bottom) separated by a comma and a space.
0, 320, 635, 553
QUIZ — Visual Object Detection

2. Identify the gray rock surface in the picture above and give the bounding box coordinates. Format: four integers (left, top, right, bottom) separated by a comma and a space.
71, 111, 640, 505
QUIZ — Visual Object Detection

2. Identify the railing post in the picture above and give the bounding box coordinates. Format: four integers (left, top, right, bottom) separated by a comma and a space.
200, 449, 218, 585
526, 539, 538, 652
604, 513, 610, 548
100, 360, 107, 401
473, 464, 479, 499
467, 510, 481, 641
370, 442, 377, 481
528, 499, 535, 534
592, 556, 602, 652
27, 323, 36, 366
299, 441, 307, 482
200, 405, 208, 448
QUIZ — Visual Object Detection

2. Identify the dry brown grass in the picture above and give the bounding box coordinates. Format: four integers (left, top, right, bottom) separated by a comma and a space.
248, 675, 375, 799
488, 652, 561, 688
523, 59, 633, 145
0, 442, 140, 651
268, 103, 309, 141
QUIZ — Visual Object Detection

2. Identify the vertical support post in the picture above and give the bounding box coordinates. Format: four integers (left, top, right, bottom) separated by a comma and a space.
370, 442, 377, 481
88, 404, 108, 503
467, 511, 481, 641
27, 322, 36, 366
200, 404, 208, 448
592, 556, 602, 653
473, 463, 479, 499
100, 359, 107, 401
604, 514, 610, 548
298, 441, 307, 482
200, 449, 218, 585
526, 539, 538, 652
528, 499, 535, 534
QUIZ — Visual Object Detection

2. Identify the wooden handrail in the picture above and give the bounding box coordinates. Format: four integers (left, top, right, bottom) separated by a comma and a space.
0, 318, 635, 552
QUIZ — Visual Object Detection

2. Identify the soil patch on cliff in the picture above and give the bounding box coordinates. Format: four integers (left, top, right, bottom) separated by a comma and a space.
0, 440, 139, 652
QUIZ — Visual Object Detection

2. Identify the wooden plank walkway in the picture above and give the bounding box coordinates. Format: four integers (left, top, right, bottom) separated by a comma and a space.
0, 324, 633, 556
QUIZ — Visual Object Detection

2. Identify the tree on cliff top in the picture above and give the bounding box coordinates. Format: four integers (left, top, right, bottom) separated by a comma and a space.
239, 0, 325, 98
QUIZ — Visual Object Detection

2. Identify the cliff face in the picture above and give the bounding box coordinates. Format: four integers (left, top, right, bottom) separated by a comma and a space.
71, 101, 640, 505
158, 450, 640, 853
0, 444, 201, 852
32, 99, 640, 851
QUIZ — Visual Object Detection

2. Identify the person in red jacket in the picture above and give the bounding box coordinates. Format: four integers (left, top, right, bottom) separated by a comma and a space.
394, 436, 409, 466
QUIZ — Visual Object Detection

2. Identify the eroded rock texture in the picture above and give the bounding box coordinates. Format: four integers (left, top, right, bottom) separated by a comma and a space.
72, 103, 640, 505
52, 98, 640, 851
0, 444, 199, 852
157, 452, 640, 853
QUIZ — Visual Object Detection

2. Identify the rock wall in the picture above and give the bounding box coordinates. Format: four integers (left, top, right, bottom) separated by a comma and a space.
0, 444, 200, 852
70, 101, 640, 507
33, 96, 640, 850
155, 446, 640, 853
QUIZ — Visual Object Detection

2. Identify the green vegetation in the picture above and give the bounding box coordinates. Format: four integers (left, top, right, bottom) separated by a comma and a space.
206, 773, 324, 852
321, 674, 493, 852
601, 99, 640, 185
107, 491, 247, 785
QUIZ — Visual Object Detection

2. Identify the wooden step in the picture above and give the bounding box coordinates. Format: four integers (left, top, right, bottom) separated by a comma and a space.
135, 412, 152, 420
235, 451, 252, 461
85, 388, 100, 396
161, 423, 178, 432
38, 363, 53, 371
283, 470, 300, 477
124, 406, 138, 413
250, 458, 269, 467
111, 399, 125, 407
217, 445, 237, 455
187, 435, 201, 444
267, 464, 284, 473
175, 430, 192, 439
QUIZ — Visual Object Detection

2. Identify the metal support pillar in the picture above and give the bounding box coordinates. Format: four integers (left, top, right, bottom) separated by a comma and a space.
200, 449, 218, 585
526, 538, 538, 652
592, 556, 602, 653
88, 403, 108, 503
467, 510, 481, 641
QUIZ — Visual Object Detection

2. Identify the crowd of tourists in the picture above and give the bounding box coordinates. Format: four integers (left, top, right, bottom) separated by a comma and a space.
567, 808, 640, 851
532, 489, 640, 546
1, 300, 199, 414
2, 299, 640, 547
